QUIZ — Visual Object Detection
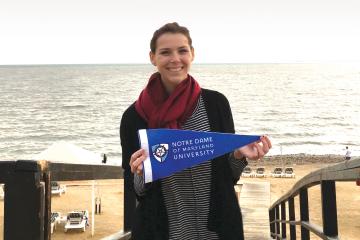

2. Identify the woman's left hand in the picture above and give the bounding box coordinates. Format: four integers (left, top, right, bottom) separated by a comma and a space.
234, 135, 272, 160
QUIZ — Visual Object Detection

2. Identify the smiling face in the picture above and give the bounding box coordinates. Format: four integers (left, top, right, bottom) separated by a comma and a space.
150, 33, 194, 94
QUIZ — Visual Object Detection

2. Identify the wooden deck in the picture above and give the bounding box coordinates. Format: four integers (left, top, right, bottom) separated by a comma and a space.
239, 181, 272, 240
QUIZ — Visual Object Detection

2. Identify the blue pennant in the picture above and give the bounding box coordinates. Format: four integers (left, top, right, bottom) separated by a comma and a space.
138, 129, 260, 183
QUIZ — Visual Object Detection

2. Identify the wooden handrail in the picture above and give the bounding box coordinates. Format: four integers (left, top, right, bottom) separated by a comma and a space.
269, 158, 360, 240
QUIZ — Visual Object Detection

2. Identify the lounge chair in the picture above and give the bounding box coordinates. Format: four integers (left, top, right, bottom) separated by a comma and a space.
271, 167, 284, 178
51, 212, 61, 234
51, 181, 66, 195
241, 166, 254, 177
255, 167, 266, 178
64, 210, 89, 233
283, 167, 295, 178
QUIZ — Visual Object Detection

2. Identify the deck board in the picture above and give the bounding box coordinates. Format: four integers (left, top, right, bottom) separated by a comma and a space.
239, 181, 272, 240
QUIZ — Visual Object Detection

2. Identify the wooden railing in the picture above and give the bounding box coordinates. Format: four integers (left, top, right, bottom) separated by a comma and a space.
269, 158, 360, 240
0, 160, 132, 240
5, 158, 358, 240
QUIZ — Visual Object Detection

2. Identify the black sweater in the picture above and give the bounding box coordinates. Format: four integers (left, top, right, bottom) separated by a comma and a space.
120, 88, 245, 240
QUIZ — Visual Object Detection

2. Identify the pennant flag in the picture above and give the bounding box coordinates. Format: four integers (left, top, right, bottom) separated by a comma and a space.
138, 129, 260, 183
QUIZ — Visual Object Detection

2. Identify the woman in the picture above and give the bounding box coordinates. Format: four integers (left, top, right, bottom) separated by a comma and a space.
120, 22, 272, 240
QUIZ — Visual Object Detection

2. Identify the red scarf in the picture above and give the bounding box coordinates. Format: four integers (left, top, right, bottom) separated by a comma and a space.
135, 72, 201, 129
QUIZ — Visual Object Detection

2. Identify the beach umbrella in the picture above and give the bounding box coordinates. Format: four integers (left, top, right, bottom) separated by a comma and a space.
33, 141, 102, 236
33, 141, 102, 164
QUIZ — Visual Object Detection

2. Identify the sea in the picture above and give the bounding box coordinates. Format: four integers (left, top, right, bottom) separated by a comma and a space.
0, 63, 359, 165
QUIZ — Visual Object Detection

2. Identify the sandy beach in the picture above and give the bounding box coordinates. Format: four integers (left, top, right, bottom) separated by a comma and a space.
0, 154, 359, 239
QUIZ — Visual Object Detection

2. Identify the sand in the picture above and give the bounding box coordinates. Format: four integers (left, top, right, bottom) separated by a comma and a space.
0, 154, 359, 239
0, 180, 124, 240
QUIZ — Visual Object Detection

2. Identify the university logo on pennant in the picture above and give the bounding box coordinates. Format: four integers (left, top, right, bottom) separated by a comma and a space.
151, 144, 169, 163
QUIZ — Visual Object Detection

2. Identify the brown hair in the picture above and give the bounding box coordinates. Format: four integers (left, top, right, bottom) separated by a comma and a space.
150, 22, 193, 53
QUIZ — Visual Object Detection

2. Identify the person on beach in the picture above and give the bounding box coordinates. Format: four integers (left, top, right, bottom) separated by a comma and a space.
345, 146, 351, 160
102, 153, 107, 164
120, 22, 272, 240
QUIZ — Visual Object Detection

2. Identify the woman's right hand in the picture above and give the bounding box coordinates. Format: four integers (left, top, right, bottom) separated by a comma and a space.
129, 149, 147, 176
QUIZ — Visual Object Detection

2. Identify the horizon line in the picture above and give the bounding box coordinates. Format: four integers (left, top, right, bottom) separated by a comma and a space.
2, 61, 360, 67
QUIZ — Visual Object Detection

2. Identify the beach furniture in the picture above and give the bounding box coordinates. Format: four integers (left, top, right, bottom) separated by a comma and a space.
51, 181, 66, 195
271, 167, 284, 178
64, 210, 89, 232
51, 212, 61, 234
283, 167, 295, 178
241, 166, 254, 177
255, 167, 266, 178
0, 184, 4, 200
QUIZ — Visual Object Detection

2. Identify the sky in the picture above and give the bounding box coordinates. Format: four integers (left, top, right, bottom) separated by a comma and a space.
1, 0, 360, 65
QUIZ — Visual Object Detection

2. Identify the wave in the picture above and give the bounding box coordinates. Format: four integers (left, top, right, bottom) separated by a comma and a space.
313, 116, 342, 121
272, 132, 322, 138
61, 104, 88, 109
279, 141, 325, 146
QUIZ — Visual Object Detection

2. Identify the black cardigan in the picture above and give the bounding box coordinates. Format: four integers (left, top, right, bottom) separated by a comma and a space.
120, 88, 244, 240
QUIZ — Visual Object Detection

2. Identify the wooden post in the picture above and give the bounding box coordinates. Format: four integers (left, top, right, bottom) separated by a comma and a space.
288, 197, 296, 240
269, 208, 275, 238
123, 171, 136, 231
281, 201, 286, 239
43, 171, 51, 240
4, 161, 45, 240
299, 188, 310, 240
321, 181, 338, 237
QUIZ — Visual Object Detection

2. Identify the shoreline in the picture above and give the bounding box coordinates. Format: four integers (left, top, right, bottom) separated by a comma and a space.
0, 153, 353, 165
251, 153, 347, 166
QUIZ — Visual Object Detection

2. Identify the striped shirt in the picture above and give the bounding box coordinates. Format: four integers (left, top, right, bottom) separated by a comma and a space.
134, 96, 247, 240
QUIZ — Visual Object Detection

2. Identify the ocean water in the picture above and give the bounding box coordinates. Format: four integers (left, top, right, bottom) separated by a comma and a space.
0, 63, 359, 165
